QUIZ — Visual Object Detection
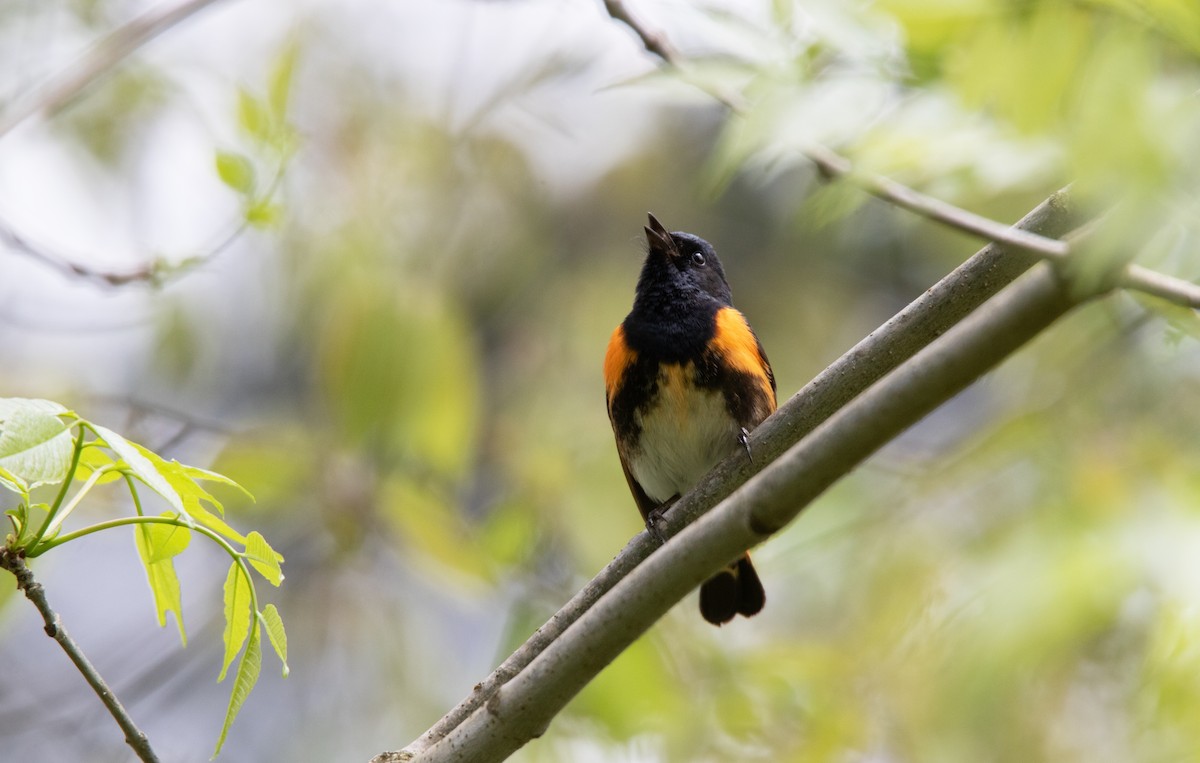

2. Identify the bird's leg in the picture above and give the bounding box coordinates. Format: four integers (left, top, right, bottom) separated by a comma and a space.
645, 496, 678, 545
739, 427, 753, 463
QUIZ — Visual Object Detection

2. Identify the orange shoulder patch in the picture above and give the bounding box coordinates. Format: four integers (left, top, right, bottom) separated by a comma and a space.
604, 324, 637, 401
712, 307, 775, 405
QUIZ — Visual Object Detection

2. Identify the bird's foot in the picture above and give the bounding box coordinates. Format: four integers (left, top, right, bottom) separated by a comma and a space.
739, 427, 753, 463
645, 497, 677, 545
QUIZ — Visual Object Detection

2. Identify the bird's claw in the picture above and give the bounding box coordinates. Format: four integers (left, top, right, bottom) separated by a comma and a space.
645, 497, 677, 545
739, 427, 753, 463
645, 509, 668, 545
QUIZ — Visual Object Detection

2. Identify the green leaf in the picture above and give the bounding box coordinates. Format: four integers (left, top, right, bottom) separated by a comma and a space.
92, 425, 186, 515
213, 624, 261, 758
134, 521, 187, 646
141, 514, 191, 563
268, 41, 298, 122
219, 562, 253, 682
75, 446, 123, 485
215, 150, 256, 195
6, 507, 27, 538
19, 503, 50, 544
0, 465, 29, 496
190, 502, 247, 544
245, 200, 283, 229
237, 88, 270, 141
156, 457, 225, 516
179, 464, 254, 503
0, 407, 74, 488
154, 459, 247, 542
259, 604, 289, 677
244, 531, 284, 586
0, 397, 68, 421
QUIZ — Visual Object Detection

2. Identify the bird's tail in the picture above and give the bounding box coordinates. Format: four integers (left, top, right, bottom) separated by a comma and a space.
699, 553, 765, 625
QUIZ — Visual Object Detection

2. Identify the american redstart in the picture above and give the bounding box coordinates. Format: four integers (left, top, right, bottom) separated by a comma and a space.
604, 213, 775, 625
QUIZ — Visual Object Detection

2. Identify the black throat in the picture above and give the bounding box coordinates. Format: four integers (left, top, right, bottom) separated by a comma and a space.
622, 287, 723, 363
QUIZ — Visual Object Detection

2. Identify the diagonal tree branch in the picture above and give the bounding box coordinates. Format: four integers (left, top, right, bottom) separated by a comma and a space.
0, 214, 247, 288
414, 261, 1093, 762
802, 144, 1072, 259
0, 0, 233, 139
387, 189, 1079, 760
0, 549, 161, 763
601, 0, 1200, 310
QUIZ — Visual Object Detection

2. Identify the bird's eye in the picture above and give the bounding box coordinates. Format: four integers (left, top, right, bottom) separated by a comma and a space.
691, 251, 706, 266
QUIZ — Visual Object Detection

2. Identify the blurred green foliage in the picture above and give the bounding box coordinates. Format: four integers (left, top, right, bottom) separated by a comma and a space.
5, 0, 1200, 761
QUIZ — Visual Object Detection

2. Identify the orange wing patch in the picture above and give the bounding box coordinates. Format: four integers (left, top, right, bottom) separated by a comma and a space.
604, 324, 637, 401
712, 307, 775, 405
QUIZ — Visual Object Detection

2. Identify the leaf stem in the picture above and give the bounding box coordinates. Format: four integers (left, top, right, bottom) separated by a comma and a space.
30, 514, 238, 559
38, 465, 118, 541
29, 426, 86, 548
126, 472, 147, 517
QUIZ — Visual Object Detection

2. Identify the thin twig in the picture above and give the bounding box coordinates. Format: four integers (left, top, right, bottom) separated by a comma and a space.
0, 0, 232, 139
601, 0, 1200, 310
0, 211, 249, 288
802, 144, 1070, 259
87, 395, 235, 434
0, 549, 161, 763
602, 0, 678, 62
1122, 264, 1200, 308
0, 216, 157, 286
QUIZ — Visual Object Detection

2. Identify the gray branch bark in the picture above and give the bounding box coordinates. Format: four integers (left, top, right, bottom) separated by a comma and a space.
0, 550, 160, 763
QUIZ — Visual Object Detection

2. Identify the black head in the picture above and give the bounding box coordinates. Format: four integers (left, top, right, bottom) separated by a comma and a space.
634, 213, 733, 310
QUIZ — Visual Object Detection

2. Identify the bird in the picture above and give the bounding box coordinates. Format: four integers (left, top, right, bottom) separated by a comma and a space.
604, 213, 776, 625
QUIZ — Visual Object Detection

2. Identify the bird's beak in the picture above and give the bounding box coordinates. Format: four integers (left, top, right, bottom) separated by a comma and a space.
644, 213, 679, 260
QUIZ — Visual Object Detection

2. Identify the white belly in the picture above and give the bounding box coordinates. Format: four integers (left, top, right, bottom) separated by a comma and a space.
628, 363, 739, 504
